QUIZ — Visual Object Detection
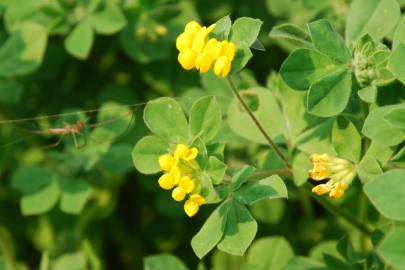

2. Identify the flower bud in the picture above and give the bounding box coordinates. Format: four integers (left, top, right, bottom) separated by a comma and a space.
312, 184, 331, 195
178, 48, 197, 70
195, 52, 215, 73
159, 154, 176, 172
175, 144, 198, 160
172, 187, 186, 201
158, 174, 175, 190
214, 56, 232, 77
184, 199, 199, 217
192, 27, 208, 53
176, 33, 192, 51
179, 176, 195, 194
184, 21, 201, 36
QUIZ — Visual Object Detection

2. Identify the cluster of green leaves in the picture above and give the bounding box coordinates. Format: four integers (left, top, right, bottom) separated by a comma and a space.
133, 95, 288, 257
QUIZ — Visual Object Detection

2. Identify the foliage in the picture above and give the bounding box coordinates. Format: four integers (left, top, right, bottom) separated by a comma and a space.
0, 0, 404, 269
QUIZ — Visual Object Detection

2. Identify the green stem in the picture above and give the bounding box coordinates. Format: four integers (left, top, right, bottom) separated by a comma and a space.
228, 76, 371, 236
304, 185, 372, 236
227, 76, 291, 169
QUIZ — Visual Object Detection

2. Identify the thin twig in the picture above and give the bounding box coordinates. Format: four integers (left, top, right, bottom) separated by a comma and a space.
0, 101, 148, 124
227, 76, 291, 168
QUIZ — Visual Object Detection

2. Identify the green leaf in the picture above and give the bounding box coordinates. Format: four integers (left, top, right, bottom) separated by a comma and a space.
358, 85, 377, 103
53, 252, 86, 270
364, 170, 405, 221
59, 179, 92, 215
89, 3, 126, 35
0, 22, 48, 77
358, 142, 392, 183
336, 236, 356, 263
227, 87, 285, 144
191, 201, 228, 259
392, 17, 405, 49
280, 48, 342, 91
99, 144, 134, 175
231, 46, 253, 73
231, 165, 256, 191
269, 23, 312, 48
250, 199, 285, 225
307, 68, 352, 117
230, 17, 263, 47
199, 172, 221, 203
384, 106, 405, 130
21, 179, 60, 215
284, 256, 327, 270
143, 254, 188, 270
292, 152, 312, 186
206, 156, 227, 185
97, 102, 134, 135
234, 175, 288, 205
362, 104, 405, 146
377, 227, 405, 269
357, 155, 383, 183
332, 117, 361, 162
276, 77, 323, 144
323, 254, 353, 270
345, 0, 401, 45
308, 20, 351, 63
247, 237, 294, 270
64, 20, 94, 60
144, 97, 189, 142
211, 15, 232, 40
132, 135, 169, 174
217, 200, 257, 256
12, 166, 54, 194
295, 119, 335, 154
388, 43, 405, 84
189, 96, 222, 142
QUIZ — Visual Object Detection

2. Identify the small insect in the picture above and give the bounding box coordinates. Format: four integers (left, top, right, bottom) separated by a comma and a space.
39, 119, 88, 148
0, 102, 147, 149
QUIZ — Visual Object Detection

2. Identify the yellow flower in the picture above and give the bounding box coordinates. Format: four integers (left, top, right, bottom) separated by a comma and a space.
195, 52, 215, 73
158, 174, 176, 190
176, 21, 235, 77
175, 144, 198, 161
184, 194, 206, 217
178, 176, 195, 194
204, 38, 223, 58
158, 165, 180, 190
176, 33, 192, 51
309, 153, 356, 199
184, 21, 201, 36
172, 186, 187, 201
192, 27, 209, 53
178, 48, 198, 70
312, 184, 331, 195
214, 56, 232, 77
158, 154, 176, 172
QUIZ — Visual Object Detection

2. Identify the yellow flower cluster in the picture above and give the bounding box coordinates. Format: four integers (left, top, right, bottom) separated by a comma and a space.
176, 21, 237, 77
158, 144, 206, 217
309, 154, 356, 199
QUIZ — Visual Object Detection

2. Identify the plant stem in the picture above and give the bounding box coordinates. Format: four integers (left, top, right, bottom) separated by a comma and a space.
227, 76, 291, 169
228, 76, 371, 236
304, 185, 372, 236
